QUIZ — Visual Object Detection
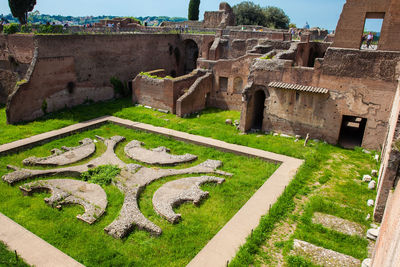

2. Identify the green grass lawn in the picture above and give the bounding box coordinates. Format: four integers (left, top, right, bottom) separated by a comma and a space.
0, 99, 379, 266
0, 123, 277, 266
0, 241, 29, 267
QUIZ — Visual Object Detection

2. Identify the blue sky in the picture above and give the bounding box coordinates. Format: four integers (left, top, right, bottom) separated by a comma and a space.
0, 0, 382, 31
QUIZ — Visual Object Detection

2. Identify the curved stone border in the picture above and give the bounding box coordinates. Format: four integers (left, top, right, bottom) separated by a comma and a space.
22, 138, 95, 166
0, 116, 304, 266
152, 176, 225, 223
20, 179, 108, 224
124, 140, 197, 165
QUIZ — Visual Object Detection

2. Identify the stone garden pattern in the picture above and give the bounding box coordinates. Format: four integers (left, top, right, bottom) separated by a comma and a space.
0, 116, 303, 266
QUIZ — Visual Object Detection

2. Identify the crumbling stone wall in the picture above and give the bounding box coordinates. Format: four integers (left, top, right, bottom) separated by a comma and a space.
132, 69, 204, 113
6, 34, 189, 123
371, 184, 400, 266
0, 34, 34, 104
240, 46, 400, 150
203, 2, 235, 28
176, 72, 213, 117
333, 0, 400, 51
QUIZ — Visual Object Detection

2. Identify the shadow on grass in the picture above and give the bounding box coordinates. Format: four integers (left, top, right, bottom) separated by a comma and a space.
12, 98, 133, 126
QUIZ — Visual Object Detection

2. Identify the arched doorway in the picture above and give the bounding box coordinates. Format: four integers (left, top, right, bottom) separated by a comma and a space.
183, 39, 199, 74
252, 90, 267, 130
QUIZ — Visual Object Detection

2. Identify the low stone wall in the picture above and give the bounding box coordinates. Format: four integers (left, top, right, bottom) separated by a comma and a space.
176, 72, 213, 117
132, 70, 205, 113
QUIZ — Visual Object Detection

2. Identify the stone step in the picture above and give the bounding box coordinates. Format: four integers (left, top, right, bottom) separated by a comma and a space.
312, 212, 365, 237
293, 239, 361, 267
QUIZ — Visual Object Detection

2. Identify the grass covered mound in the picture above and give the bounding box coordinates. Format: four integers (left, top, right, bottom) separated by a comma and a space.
0, 123, 278, 266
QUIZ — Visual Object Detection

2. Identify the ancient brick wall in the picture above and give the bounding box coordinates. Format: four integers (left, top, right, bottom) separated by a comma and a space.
333, 0, 400, 51
6, 34, 187, 123
373, 78, 400, 222
371, 186, 400, 266
0, 34, 34, 104
206, 54, 260, 111
176, 72, 213, 117
240, 47, 400, 149
132, 70, 204, 113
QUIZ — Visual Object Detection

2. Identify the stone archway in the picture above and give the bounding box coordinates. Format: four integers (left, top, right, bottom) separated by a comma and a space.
183, 39, 199, 74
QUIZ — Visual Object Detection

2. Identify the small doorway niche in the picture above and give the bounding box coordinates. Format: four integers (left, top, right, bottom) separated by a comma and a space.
252, 90, 266, 130
338, 115, 367, 148
360, 13, 385, 50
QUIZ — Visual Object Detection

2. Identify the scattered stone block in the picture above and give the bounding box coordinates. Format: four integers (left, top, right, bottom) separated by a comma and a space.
292, 239, 361, 267
304, 133, 310, 147
312, 212, 364, 237
367, 199, 374, 207
273, 133, 279, 136
362, 258, 371, 267
366, 228, 380, 240
371, 170, 378, 177
280, 134, 291, 138
363, 149, 371, 154
144, 105, 152, 109
157, 109, 169, 114
362, 175, 372, 182
365, 213, 371, 220
295, 135, 301, 139
374, 154, 379, 162
225, 119, 232, 125
368, 180, 376, 190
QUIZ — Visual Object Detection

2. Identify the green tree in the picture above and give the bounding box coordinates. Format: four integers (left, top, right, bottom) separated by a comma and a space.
233, 1, 290, 29
263, 6, 290, 29
233, 1, 265, 26
188, 0, 200, 21
8, 0, 36, 24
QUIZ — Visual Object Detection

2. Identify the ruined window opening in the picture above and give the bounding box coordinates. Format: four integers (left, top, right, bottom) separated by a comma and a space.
252, 90, 266, 130
233, 77, 243, 94
338, 115, 367, 149
183, 39, 199, 74
360, 13, 385, 50
219, 77, 228, 92
295, 92, 300, 102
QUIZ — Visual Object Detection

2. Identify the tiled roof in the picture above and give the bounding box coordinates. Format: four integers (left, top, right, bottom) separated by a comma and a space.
268, 82, 329, 94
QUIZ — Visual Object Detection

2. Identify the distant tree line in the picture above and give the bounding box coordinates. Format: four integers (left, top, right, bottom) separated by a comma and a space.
1, 12, 187, 26
233, 1, 290, 29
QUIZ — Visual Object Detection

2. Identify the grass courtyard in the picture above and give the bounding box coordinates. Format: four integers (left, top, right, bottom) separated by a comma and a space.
0, 99, 379, 266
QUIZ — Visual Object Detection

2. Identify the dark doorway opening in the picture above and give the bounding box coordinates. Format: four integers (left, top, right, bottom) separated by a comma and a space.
252, 90, 266, 130
338, 115, 367, 148
183, 39, 199, 74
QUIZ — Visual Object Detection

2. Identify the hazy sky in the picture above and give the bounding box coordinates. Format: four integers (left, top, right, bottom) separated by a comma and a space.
0, 0, 383, 31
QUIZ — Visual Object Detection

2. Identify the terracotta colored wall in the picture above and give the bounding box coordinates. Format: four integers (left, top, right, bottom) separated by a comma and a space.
240, 47, 400, 149
6, 34, 187, 123
332, 0, 400, 51
132, 70, 204, 113
374, 79, 400, 221
176, 72, 213, 117
371, 187, 400, 266
0, 34, 34, 104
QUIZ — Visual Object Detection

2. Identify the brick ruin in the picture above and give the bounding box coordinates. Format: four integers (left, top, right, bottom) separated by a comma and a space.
1, 1, 400, 265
